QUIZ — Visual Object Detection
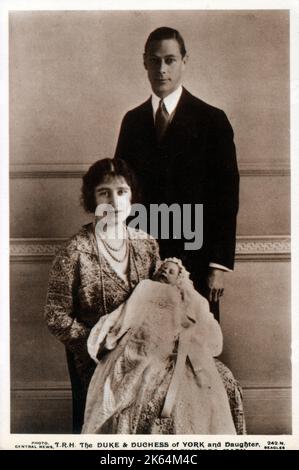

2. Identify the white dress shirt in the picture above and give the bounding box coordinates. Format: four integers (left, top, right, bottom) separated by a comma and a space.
152, 85, 183, 120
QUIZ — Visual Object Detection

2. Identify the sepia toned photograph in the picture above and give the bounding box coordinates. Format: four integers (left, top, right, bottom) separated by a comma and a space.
1, 0, 297, 449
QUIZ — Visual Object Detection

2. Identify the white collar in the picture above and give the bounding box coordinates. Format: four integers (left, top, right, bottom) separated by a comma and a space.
151, 85, 183, 116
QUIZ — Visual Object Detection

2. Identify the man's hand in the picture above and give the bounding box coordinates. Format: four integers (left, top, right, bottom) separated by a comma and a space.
207, 268, 224, 303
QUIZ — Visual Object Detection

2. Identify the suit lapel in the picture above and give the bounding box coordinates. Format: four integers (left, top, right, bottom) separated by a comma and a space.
135, 89, 208, 168
138, 98, 156, 144
136, 91, 203, 150
162, 88, 205, 151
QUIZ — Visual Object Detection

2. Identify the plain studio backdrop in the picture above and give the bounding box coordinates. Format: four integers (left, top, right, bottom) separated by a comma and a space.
9, 10, 290, 434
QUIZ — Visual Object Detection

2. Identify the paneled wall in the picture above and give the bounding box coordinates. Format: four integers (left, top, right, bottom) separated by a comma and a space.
9, 10, 290, 434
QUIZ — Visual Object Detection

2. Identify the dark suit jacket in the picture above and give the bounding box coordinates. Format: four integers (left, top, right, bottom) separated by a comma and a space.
114, 88, 239, 292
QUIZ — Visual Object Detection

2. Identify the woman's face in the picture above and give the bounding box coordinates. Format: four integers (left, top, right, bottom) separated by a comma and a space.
94, 176, 132, 228
154, 261, 180, 286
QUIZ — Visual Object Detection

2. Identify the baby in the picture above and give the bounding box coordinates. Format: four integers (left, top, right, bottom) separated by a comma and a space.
83, 258, 236, 434
88, 258, 221, 361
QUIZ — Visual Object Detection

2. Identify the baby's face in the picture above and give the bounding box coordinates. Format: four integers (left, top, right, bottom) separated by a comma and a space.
154, 261, 180, 286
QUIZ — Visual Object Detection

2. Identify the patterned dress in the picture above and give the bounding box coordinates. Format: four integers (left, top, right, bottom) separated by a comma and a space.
45, 223, 159, 431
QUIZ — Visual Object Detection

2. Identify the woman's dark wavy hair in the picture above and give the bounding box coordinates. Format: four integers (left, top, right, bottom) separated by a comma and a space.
81, 158, 140, 213
144, 27, 187, 57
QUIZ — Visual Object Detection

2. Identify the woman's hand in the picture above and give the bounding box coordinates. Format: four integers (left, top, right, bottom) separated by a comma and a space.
87, 306, 125, 362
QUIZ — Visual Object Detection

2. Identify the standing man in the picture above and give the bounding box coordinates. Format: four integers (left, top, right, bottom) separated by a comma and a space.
114, 27, 239, 320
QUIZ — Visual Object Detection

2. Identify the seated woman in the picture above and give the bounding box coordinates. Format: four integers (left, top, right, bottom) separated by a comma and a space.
44, 158, 160, 433
83, 258, 244, 434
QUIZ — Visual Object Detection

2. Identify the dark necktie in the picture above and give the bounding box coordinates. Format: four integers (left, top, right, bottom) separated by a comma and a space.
155, 99, 169, 143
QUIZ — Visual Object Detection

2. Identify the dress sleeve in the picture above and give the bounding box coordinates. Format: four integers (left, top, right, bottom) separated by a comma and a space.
44, 246, 91, 353
149, 237, 161, 274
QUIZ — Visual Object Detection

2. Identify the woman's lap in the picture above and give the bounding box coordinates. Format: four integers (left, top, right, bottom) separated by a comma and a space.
214, 358, 246, 435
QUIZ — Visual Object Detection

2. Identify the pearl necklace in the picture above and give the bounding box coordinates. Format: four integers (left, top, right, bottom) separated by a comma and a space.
100, 237, 129, 263
98, 226, 129, 263
100, 235, 126, 252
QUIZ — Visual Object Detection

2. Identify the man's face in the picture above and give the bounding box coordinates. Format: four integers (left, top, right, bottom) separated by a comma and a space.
143, 39, 187, 98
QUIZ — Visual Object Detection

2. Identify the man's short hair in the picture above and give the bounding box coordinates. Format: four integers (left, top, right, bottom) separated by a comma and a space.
144, 27, 187, 57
